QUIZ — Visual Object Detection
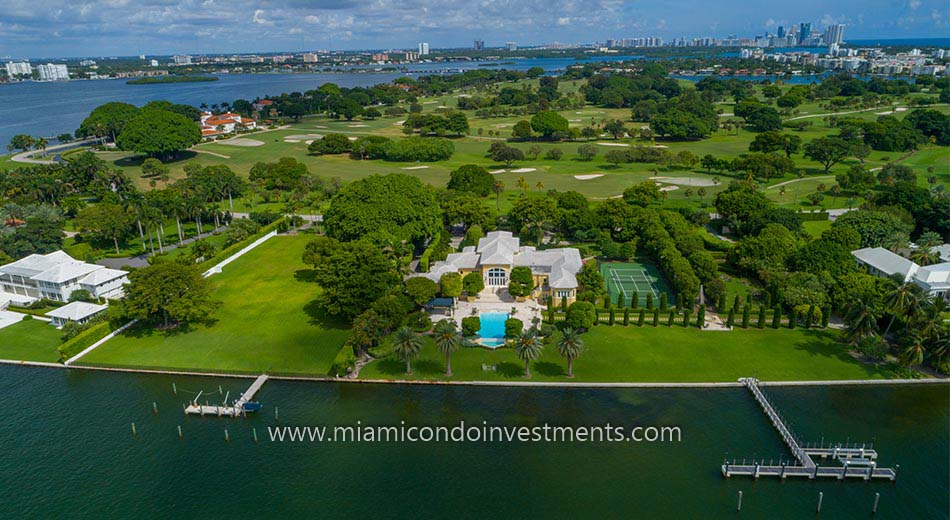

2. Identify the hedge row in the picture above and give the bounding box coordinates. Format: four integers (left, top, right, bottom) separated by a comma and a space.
418, 230, 451, 273
194, 217, 287, 273
636, 212, 701, 305
57, 320, 114, 362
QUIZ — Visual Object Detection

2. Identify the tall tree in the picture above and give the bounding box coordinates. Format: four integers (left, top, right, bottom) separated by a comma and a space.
392, 326, 423, 375
556, 328, 585, 378
514, 329, 544, 378
433, 319, 461, 377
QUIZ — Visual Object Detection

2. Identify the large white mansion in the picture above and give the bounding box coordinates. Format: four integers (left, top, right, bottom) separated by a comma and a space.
0, 251, 128, 306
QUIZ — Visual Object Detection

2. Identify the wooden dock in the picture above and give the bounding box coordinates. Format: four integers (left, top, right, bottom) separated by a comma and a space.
185, 374, 268, 417
722, 378, 896, 481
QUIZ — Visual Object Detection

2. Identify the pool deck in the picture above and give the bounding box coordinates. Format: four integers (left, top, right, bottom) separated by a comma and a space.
451, 289, 544, 336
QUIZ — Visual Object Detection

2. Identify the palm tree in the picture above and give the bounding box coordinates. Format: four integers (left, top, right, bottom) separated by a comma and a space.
900, 334, 926, 366
392, 326, 422, 375
536, 181, 544, 192
882, 283, 921, 336
433, 319, 461, 377
493, 180, 504, 209
556, 328, 584, 378
514, 329, 544, 378
844, 300, 879, 344
910, 249, 940, 266
517, 176, 528, 194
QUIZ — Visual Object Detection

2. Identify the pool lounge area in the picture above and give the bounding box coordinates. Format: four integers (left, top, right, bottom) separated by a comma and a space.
477, 312, 508, 348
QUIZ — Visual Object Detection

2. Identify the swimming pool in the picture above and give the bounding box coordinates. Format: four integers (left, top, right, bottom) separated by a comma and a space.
477, 312, 508, 347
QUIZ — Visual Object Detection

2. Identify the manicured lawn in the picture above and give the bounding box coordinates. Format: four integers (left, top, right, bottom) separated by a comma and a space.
0, 318, 63, 362
803, 220, 833, 238
360, 326, 899, 383
81, 234, 349, 374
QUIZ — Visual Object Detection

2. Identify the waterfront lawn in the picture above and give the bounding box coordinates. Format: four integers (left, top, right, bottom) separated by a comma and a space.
0, 318, 63, 362
359, 326, 898, 383
81, 234, 349, 374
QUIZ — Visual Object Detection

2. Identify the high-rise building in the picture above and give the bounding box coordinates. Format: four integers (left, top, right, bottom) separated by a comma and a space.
777, 26, 785, 38
798, 23, 812, 44
150, 59, 159, 67
823, 24, 845, 45
172, 55, 193, 65
474, 40, 484, 50
418, 42, 429, 55
505, 41, 517, 51
5, 61, 32, 77
37, 63, 69, 81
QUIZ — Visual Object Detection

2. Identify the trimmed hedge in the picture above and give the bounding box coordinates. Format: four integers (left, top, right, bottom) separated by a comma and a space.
195, 217, 287, 273
57, 321, 114, 362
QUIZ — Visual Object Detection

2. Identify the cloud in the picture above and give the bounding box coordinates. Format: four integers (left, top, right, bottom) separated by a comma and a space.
0, 0, 947, 58
252, 9, 273, 25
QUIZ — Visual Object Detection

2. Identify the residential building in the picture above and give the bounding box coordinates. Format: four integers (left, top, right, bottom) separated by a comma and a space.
420, 231, 583, 303
418, 42, 430, 56
0, 251, 128, 305
36, 63, 69, 81
45, 301, 108, 327
302, 53, 320, 63
474, 40, 484, 50
5, 61, 32, 77
823, 24, 845, 45
852, 247, 918, 282
199, 111, 257, 138
506, 42, 517, 51
150, 59, 159, 67
172, 55, 193, 65
852, 247, 950, 302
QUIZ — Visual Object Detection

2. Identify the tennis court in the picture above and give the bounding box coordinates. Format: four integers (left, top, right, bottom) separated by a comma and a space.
600, 261, 675, 308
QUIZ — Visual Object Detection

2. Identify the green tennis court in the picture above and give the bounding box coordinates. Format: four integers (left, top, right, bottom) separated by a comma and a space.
600, 261, 675, 308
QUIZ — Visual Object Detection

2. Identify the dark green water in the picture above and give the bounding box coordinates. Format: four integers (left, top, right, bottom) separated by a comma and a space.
0, 365, 946, 519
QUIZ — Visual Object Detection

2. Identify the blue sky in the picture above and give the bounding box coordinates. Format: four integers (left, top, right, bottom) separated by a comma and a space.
1, 0, 947, 58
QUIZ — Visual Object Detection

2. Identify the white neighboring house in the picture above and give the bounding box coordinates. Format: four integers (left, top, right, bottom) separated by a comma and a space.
912, 263, 950, 302
852, 246, 950, 302
852, 247, 919, 282
45, 301, 108, 327
0, 251, 128, 305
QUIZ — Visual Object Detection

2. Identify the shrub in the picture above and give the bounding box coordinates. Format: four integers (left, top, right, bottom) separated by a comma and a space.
608, 308, 616, 326
653, 309, 660, 326
406, 311, 433, 332
405, 276, 439, 306
57, 321, 113, 362
439, 272, 462, 298
507, 266, 535, 298
329, 346, 357, 377
505, 318, 524, 338
308, 133, 353, 155
381, 136, 454, 162
461, 316, 481, 337
637, 309, 645, 326
623, 307, 630, 326
696, 304, 706, 328
462, 272, 484, 296
771, 307, 782, 329
565, 301, 597, 330
856, 337, 888, 361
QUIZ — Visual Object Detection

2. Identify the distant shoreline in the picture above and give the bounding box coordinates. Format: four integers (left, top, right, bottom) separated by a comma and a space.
127, 75, 219, 85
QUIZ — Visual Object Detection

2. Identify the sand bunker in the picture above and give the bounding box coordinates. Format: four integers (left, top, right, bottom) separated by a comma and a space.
510, 168, 536, 173
284, 139, 300, 143
401, 166, 430, 170
494, 123, 512, 128
217, 138, 264, 147
597, 142, 629, 147
574, 174, 604, 180
395, 120, 405, 125
659, 185, 679, 192
284, 134, 323, 141
348, 124, 368, 128
650, 176, 717, 187
489, 169, 507, 174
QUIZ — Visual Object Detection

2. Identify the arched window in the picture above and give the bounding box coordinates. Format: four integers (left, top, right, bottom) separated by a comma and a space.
486, 268, 507, 287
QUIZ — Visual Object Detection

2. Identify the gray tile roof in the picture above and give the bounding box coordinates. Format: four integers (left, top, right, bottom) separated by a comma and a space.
45, 301, 107, 321
852, 247, 918, 279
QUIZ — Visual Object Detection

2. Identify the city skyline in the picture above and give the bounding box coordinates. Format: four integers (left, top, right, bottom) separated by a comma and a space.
0, 0, 947, 59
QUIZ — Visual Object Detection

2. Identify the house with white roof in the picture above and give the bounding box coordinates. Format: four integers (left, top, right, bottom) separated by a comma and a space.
0, 251, 128, 305
421, 231, 583, 303
852, 247, 950, 302
851, 247, 919, 282
45, 301, 108, 327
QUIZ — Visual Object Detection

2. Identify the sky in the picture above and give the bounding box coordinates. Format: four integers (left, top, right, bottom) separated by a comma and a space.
0, 0, 947, 59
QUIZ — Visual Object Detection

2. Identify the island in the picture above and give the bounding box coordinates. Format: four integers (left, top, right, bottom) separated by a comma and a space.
126, 75, 219, 85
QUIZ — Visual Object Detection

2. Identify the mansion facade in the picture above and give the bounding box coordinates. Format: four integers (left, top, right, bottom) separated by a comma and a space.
0, 251, 128, 306
422, 231, 583, 303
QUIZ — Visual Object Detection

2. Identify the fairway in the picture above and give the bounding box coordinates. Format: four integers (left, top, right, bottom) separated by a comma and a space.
81, 234, 350, 375
601, 261, 674, 307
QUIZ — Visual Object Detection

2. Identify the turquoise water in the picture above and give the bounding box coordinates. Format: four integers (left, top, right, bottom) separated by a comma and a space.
0, 365, 946, 518
477, 312, 508, 347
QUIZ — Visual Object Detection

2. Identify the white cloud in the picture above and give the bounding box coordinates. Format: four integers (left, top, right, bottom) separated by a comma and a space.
252, 9, 273, 25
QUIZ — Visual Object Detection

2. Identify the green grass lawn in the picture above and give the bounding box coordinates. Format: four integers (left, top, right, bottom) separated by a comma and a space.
81, 234, 350, 374
803, 220, 833, 238
0, 318, 63, 362
359, 326, 899, 383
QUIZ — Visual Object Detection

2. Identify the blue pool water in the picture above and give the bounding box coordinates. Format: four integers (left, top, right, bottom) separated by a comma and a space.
477, 313, 508, 347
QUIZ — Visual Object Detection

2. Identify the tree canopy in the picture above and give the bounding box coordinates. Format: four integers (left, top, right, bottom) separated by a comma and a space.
115, 108, 201, 158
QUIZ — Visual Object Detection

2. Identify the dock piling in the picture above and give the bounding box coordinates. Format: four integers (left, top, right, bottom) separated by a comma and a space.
173, 382, 177, 395
872, 493, 879, 514
737, 490, 742, 511
225, 429, 230, 443
817, 492, 823, 513
177, 425, 182, 439
131, 422, 137, 437
152, 402, 158, 415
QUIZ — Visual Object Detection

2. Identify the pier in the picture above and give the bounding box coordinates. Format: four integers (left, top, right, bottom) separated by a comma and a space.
722, 378, 896, 481
185, 374, 268, 417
